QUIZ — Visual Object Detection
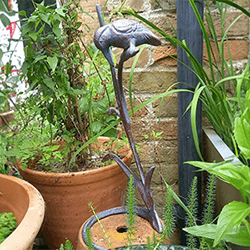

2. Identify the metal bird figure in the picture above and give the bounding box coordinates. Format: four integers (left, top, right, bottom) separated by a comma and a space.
94, 5, 163, 233
94, 18, 161, 66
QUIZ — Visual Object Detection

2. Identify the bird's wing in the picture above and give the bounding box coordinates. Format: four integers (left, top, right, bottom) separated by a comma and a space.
111, 19, 137, 33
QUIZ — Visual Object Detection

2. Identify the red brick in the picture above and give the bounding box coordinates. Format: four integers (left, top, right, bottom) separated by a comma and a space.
124, 0, 144, 12
154, 45, 177, 66
123, 69, 177, 93
205, 11, 249, 38
114, 47, 149, 68
234, 0, 250, 7
152, 93, 178, 118
79, 0, 107, 13
150, 0, 177, 11
203, 40, 249, 62
149, 14, 177, 38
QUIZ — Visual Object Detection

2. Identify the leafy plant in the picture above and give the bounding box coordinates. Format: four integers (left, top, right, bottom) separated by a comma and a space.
184, 161, 250, 247
20, 0, 116, 139
0, 212, 17, 243
124, 0, 250, 165
162, 173, 231, 250
199, 174, 217, 249
0, 0, 16, 28
185, 102, 250, 247
1, 0, 121, 172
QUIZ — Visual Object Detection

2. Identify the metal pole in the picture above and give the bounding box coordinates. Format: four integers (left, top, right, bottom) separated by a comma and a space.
177, 0, 204, 245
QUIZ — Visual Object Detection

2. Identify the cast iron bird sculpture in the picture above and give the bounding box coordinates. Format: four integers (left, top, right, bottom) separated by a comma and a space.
94, 5, 163, 233
94, 18, 161, 66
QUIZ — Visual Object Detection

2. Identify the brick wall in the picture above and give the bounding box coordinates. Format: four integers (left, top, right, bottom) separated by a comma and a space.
79, 0, 250, 241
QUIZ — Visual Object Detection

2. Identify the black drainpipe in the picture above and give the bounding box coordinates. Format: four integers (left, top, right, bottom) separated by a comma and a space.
177, 0, 204, 246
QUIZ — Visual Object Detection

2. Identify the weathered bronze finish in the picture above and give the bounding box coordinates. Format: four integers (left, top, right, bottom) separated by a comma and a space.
94, 4, 163, 233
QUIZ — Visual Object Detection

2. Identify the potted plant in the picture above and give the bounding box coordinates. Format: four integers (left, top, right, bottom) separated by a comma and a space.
184, 88, 250, 249
2, 1, 133, 248
0, 173, 45, 249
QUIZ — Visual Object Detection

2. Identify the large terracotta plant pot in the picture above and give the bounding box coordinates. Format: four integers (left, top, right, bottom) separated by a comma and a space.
77, 207, 170, 250
0, 174, 45, 250
18, 137, 133, 249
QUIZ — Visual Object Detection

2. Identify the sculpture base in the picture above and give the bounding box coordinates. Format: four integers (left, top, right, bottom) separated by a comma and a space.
77, 207, 170, 250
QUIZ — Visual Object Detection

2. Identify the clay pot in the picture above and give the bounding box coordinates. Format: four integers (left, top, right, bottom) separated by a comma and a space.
18, 137, 133, 249
77, 206, 170, 250
0, 174, 45, 250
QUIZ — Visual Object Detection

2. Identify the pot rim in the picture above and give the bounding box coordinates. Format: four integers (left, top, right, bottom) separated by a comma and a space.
0, 110, 14, 115
0, 174, 45, 249
17, 136, 132, 178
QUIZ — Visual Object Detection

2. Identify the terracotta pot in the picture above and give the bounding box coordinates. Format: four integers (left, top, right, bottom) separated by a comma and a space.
0, 174, 45, 250
77, 206, 170, 250
18, 137, 133, 249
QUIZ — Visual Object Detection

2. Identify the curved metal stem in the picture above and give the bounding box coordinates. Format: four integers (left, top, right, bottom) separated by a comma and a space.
118, 56, 145, 185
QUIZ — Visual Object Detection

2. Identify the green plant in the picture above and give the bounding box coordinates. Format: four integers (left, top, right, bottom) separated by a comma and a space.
126, 175, 137, 246
184, 98, 250, 247
2, 0, 121, 172
86, 227, 94, 250
186, 177, 198, 249
184, 1, 250, 165
88, 201, 113, 249
162, 185, 175, 240
199, 174, 217, 249
21, 0, 117, 138
185, 161, 250, 247
0, 212, 17, 243
124, 0, 250, 166
0, 132, 14, 174
162, 173, 231, 250
59, 239, 74, 250
0, 0, 16, 28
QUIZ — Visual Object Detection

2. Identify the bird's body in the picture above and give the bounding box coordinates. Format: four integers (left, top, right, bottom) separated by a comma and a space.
94, 19, 161, 65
